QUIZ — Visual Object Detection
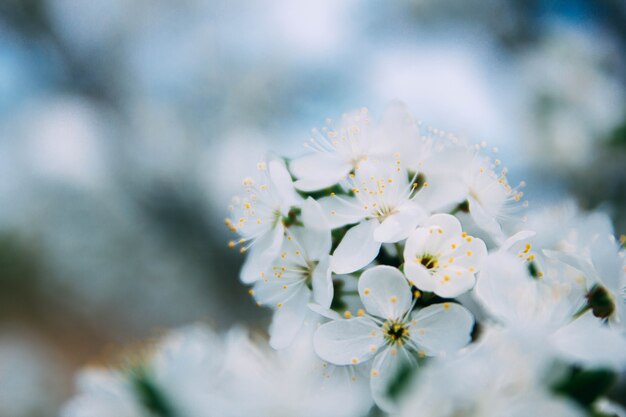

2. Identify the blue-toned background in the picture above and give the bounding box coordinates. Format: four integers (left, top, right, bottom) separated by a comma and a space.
0, 0, 624, 414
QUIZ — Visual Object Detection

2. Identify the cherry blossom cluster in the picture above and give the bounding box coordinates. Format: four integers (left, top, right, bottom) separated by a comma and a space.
63, 103, 626, 417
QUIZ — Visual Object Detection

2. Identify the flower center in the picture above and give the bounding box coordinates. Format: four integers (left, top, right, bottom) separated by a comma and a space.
417, 254, 439, 270
383, 320, 410, 345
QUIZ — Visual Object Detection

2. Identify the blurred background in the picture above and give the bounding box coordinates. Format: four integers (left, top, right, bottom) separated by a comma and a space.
0, 0, 625, 414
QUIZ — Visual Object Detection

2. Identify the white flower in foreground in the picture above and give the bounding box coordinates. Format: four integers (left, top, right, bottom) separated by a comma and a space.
404, 213, 487, 297
475, 252, 626, 369
313, 266, 473, 410
397, 329, 585, 417
318, 159, 427, 273
253, 201, 334, 348
60, 369, 145, 417
227, 159, 302, 283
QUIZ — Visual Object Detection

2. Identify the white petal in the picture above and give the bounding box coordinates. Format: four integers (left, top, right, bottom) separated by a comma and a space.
373, 203, 427, 243
552, 311, 626, 369
403, 228, 431, 262
403, 214, 463, 259
474, 252, 533, 325
313, 317, 384, 365
312, 256, 333, 308
414, 177, 468, 212
308, 303, 343, 320
404, 263, 437, 293
318, 195, 367, 229
331, 220, 381, 274
268, 158, 301, 207
590, 235, 623, 293
450, 237, 487, 270
499, 230, 536, 253
269, 286, 311, 349
425, 213, 463, 239
301, 197, 330, 231
290, 153, 352, 191
240, 224, 284, 284
410, 303, 474, 356
358, 265, 412, 320
543, 249, 598, 282
433, 269, 477, 298
468, 196, 504, 242
369, 346, 414, 413
287, 225, 331, 262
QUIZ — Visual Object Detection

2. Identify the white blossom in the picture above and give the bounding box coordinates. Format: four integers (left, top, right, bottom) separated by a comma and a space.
404, 213, 487, 297
60, 369, 145, 417
475, 252, 626, 369
313, 265, 473, 410
227, 158, 302, 283
397, 329, 585, 417
252, 199, 334, 349
318, 159, 427, 273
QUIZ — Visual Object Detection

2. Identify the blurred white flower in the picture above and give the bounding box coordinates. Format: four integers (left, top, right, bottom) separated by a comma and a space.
313, 265, 473, 411
404, 213, 487, 297
397, 329, 585, 417
61, 369, 145, 417
517, 22, 626, 171
475, 252, 626, 369
546, 233, 626, 332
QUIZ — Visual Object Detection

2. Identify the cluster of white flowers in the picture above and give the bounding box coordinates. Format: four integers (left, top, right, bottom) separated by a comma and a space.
63, 103, 626, 417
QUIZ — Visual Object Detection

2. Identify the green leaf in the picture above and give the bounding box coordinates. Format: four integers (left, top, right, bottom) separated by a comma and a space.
553, 367, 616, 408
130, 366, 176, 417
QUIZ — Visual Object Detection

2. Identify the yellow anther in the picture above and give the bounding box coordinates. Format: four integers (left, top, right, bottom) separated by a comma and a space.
390, 296, 398, 303
344, 311, 353, 319
371, 369, 380, 377
357, 309, 365, 317
443, 303, 450, 310
414, 290, 421, 298
351, 358, 359, 364
466, 251, 472, 257
228, 241, 236, 249
364, 288, 371, 295
239, 248, 246, 254
461, 232, 467, 238
277, 303, 283, 308
248, 289, 254, 296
